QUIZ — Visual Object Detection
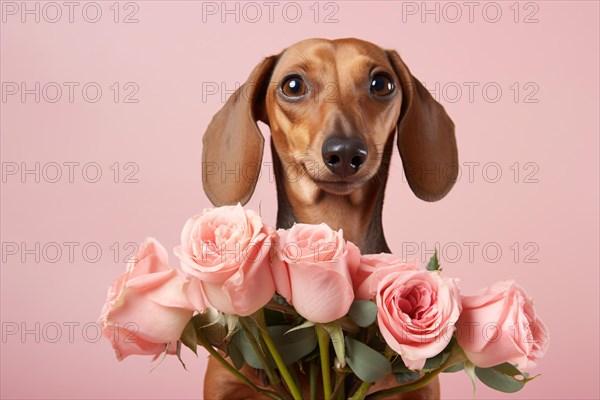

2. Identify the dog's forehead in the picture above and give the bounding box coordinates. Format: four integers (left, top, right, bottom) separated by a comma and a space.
273, 38, 391, 78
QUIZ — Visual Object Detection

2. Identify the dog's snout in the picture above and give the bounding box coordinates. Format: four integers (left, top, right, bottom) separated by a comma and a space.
321, 136, 368, 177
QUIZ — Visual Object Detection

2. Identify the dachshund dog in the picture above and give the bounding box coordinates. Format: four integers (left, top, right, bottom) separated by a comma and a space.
201, 38, 458, 399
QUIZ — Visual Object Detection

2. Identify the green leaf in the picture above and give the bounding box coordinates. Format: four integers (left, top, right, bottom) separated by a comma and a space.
180, 319, 197, 355
392, 359, 411, 374
440, 338, 468, 370
233, 325, 318, 369
232, 322, 264, 369
475, 363, 539, 393
285, 320, 315, 334
345, 336, 392, 382
347, 300, 378, 327
443, 362, 465, 373
322, 322, 346, 368
193, 308, 231, 351
227, 342, 244, 370
273, 325, 318, 365
224, 314, 240, 341
233, 331, 267, 369
194, 307, 223, 328
149, 344, 169, 372
395, 371, 421, 383
426, 249, 441, 271
264, 307, 289, 326
464, 361, 477, 395
422, 350, 450, 372
175, 341, 187, 370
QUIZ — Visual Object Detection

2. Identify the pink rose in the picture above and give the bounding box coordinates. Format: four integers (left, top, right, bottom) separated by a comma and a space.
376, 269, 461, 370
456, 280, 549, 371
272, 223, 360, 323
174, 204, 275, 316
352, 253, 418, 300
99, 238, 195, 360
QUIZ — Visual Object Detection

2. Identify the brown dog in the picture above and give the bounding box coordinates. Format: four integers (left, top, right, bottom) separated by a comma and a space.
202, 38, 458, 399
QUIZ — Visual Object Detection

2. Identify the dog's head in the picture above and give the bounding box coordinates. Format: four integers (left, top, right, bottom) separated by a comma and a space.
202, 38, 458, 205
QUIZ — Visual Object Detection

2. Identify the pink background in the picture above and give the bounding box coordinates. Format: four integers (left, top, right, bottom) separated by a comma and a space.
1, 1, 598, 399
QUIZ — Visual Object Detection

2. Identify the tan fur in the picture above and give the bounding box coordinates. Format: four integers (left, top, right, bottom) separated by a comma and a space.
201, 38, 458, 399
264, 39, 401, 246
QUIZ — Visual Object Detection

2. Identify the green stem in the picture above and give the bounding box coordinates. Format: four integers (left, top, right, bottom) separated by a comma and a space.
309, 360, 318, 400
254, 312, 303, 400
289, 363, 301, 390
199, 341, 283, 400
348, 381, 373, 400
332, 371, 347, 400
239, 317, 283, 391
316, 324, 332, 399
364, 370, 442, 400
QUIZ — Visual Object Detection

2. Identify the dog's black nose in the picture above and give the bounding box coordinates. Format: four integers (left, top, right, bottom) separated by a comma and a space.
321, 136, 368, 177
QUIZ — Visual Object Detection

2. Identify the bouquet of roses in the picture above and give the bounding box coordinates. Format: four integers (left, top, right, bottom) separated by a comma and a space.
99, 204, 548, 399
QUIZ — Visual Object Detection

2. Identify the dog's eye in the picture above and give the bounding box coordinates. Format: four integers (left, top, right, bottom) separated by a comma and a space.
370, 74, 395, 96
281, 76, 307, 97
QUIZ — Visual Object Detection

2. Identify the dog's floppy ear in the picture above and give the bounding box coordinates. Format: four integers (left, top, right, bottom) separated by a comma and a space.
202, 55, 278, 206
387, 50, 458, 201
